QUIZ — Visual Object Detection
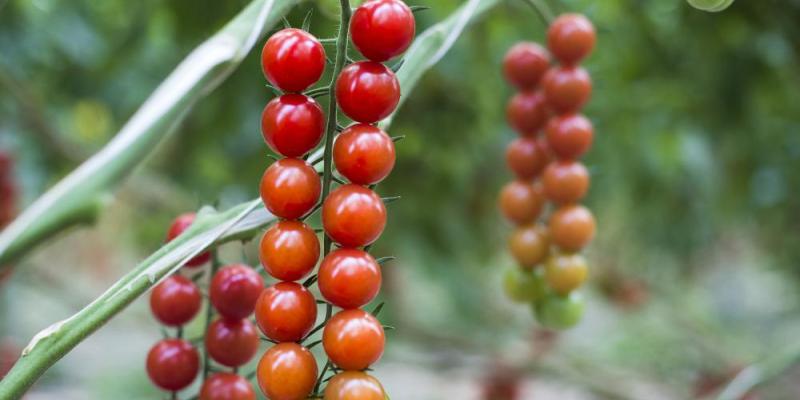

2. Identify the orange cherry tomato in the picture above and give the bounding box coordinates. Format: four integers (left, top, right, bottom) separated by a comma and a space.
506, 137, 551, 180
549, 205, 596, 252
254, 282, 318, 342
544, 253, 588, 295
542, 161, 590, 204
318, 248, 382, 309
322, 184, 387, 247
546, 114, 593, 160
333, 123, 396, 185
259, 220, 320, 281
543, 66, 591, 115
323, 309, 385, 370
547, 13, 596, 66
256, 343, 318, 400
508, 225, 550, 269
324, 371, 386, 400
259, 158, 321, 220
498, 181, 544, 225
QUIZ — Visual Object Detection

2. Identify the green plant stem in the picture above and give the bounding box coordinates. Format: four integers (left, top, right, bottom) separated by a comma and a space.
520, 0, 554, 24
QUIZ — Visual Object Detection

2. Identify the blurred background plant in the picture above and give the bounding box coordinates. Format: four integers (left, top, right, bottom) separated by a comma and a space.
1, 0, 800, 399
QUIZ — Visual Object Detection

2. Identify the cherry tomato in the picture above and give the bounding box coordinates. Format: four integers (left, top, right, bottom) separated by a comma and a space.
533, 291, 585, 330
498, 181, 544, 225
350, 0, 416, 62
318, 248, 382, 309
166, 213, 210, 267
261, 94, 325, 158
259, 220, 320, 281
209, 264, 264, 320
254, 282, 318, 342
150, 275, 202, 327
549, 205, 596, 252
508, 224, 550, 269
542, 161, 590, 204
547, 14, 595, 66
503, 42, 551, 90
146, 339, 199, 392
322, 184, 387, 247
505, 137, 551, 180
546, 114, 593, 160
205, 318, 260, 368
256, 343, 317, 400
323, 309, 385, 370
336, 61, 400, 123
200, 373, 256, 400
333, 124, 396, 185
503, 266, 548, 303
260, 158, 321, 220
261, 28, 325, 92
543, 66, 592, 115
544, 253, 588, 295
324, 371, 386, 400
506, 91, 549, 136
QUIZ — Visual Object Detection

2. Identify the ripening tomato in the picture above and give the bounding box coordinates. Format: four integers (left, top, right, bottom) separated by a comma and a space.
543, 66, 592, 114
350, 0, 416, 62
209, 264, 264, 320
547, 14, 595, 66
324, 371, 387, 400
146, 339, 199, 392
150, 275, 202, 327
498, 181, 545, 225
506, 91, 550, 136
542, 161, 590, 204
544, 253, 588, 295
336, 61, 400, 123
549, 205, 596, 252
261, 94, 325, 158
508, 225, 550, 269
322, 184, 387, 247
533, 291, 585, 330
261, 28, 326, 92
260, 158, 321, 219
254, 282, 318, 342
546, 114, 593, 160
323, 309, 385, 370
259, 220, 320, 281
166, 213, 211, 267
505, 137, 551, 180
503, 42, 551, 90
503, 266, 548, 303
200, 373, 256, 400
333, 124, 396, 185
205, 318, 260, 368
318, 248, 382, 309
256, 343, 318, 400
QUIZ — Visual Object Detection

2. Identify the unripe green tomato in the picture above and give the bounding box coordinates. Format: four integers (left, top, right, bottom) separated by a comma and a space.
687, 0, 734, 12
533, 292, 585, 330
503, 267, 547, 303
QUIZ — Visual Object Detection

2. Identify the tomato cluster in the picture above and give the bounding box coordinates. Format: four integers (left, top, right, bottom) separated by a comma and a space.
500, 14, 596, 330
0, 151, 15, 228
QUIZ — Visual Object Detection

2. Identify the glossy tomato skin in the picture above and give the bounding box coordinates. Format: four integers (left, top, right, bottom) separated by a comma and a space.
547, 14, 596, 66
256, 343, 318, 400
546, 114, 593, 160
318, 248, 382, 309
508, 224, 550, 269
261, 28, 325, 92
549, 205, 596, 252
322, 184, 387, 247
324, 371, 386, 400
209, 264, 264, 320
506, 91, 550, 136
205, 318, 260, 368
167, 213, 210, 267
351, 0, 416, 62
150, 275, 202, 327
200, 373, 256, 400
260, 158, 321, 220
333, 124, 396, 185
146, 339, 200, 392
503, 42, 551, 90
261, 94, 325, 158
543, 67, 592, 115
323, 309, 385, 370
254, 282, 318, 342
498, 181, 545, 225
506, 137, 551, 180
259, 221, 320, 281
545, 253, 588, 295
542, 161, 590, 204
336, 61, 400, 123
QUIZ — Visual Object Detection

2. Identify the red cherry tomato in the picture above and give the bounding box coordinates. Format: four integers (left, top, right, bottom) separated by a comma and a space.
261, 28, 325, 92
547, 14, 596, 66
256, 343, 318, 400
498, 181, 545, 225
333, 124, 396, 185
254, 282, 317, 342
259, 221, 320, 281
336, 61, 400, 123
549, 204, 596, 252
505, 137, 551, 180
322, 184, 387, 247
261, 94, 325, 158
503, 42, 551, 90
350, 0, 416, 62
209, 264, 264, 320
260, 158, 321, 220
506, 91, 550, 136
543, 66, 592, 114
546, 114, 594, 160
318, 248, 382, 309
323, 309, 385, 370
205, 318, 260, 368
146, 339, 199, 392
200, 373, 256, 400
150, 275, 202, 327
166, 213, 211, 267
542, 161, 590, 204
324, 371, 386, 400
